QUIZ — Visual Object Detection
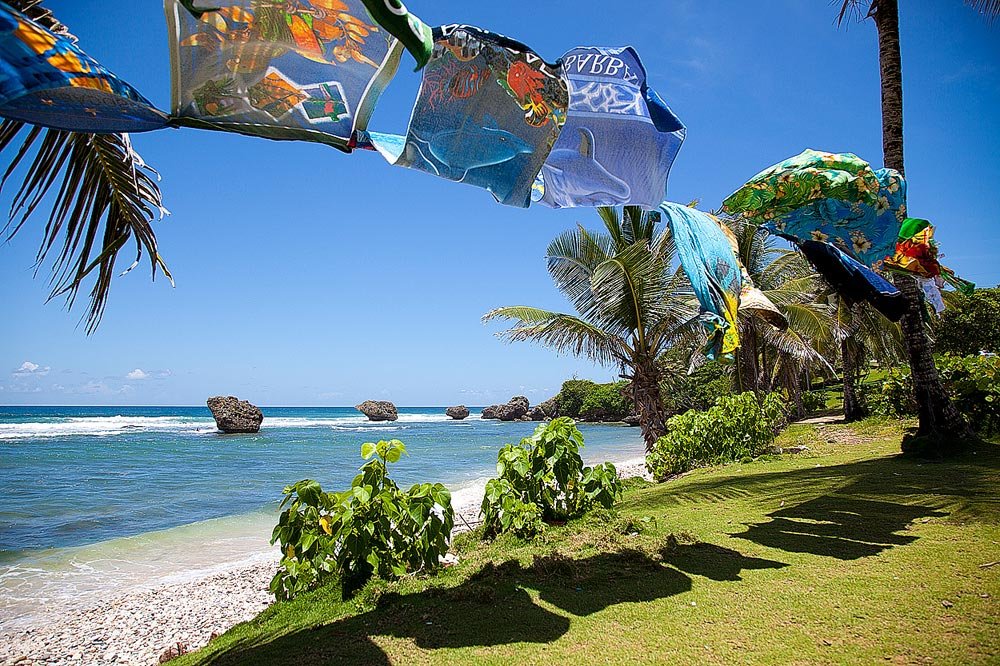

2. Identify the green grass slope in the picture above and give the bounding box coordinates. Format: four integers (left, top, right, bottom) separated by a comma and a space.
178, 418, 999, 665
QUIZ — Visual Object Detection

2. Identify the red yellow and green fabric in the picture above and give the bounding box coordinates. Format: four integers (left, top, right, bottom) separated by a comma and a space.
884, 217, 975, 295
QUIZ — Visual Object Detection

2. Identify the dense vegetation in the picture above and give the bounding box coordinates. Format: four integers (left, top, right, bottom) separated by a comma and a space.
481, 418, 623, 538
270, 440, 454, 600
551, 379, 633, 422
934, 287, 1000, 356
178, 419, 1000, 666
646, 392, 787, 480
863, 354, 1000, 436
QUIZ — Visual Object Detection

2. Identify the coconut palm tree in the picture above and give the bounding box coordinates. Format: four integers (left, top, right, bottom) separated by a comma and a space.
723, 215, 835, 414
832, 298, 905, 421
835, 0, 998, 450
484, 206, 698, 451
0, 1, 168, 333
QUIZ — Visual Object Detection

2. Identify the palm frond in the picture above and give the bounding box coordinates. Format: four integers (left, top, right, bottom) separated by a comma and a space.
545, 224, 612, 309
966, 0, 1000, 23
0, 121, 170, 332
482, 306, 626, 366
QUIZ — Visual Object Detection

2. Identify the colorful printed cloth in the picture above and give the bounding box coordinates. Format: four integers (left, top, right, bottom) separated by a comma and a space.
724, 150, 905, 268
716, 217, 787, 330
797, 239, 906, 322
659, 202, 742, 360
395, 24, 568, 207
533, 46, 685, 210
885, 224, 941, 278
359, 0, 433, 70
723, 149, 881, 222
0, 2, 167, 132
166, 0, 402, 151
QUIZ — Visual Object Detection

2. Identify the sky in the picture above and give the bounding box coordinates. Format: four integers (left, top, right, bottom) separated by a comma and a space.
1, 0, 998, 407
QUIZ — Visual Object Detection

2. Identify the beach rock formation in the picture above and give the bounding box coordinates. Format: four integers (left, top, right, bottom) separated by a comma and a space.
206, 396, 263, 434
537, 397, 559, 418
526, 406, 546, 421
446, 405, 470, 420
623, 414, 641, 427
482, 395, 531, 421
356, 400, 398, 422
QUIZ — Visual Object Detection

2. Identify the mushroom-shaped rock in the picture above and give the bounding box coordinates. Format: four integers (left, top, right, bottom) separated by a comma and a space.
446, 405, 470, 420
355, 400, 398, 422
207, 396, 263, 433
481, 405, 500, 419
496, 396, 530, 422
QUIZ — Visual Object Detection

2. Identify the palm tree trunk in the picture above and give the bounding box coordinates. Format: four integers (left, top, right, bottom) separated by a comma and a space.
632, 355, 667, 452
873, 0, 972, 451
841, 337, 868, 422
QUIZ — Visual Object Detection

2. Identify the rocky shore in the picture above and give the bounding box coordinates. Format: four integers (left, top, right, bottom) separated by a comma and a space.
0, 461, 650, 666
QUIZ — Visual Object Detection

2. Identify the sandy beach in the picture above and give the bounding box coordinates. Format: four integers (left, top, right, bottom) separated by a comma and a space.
1, 458, 651, 666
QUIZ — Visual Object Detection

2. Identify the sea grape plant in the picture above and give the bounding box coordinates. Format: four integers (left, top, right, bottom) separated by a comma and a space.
481, 417, 623, 539
270, 439, 454, 600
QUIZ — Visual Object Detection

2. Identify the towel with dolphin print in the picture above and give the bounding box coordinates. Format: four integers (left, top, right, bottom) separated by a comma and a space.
394, 24, 568, 207
534, 46, 685, 210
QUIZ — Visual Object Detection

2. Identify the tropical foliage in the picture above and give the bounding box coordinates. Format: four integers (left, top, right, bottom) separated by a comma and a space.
481, 418, 623, 539
484, 206, 699, 450
0, 0, 168, 332
645, 392, 786, 481
933, 287, 1000, 356
270, 440, 454, 600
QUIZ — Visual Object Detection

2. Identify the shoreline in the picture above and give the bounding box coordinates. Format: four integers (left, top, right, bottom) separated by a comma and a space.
0, 456, 651, 666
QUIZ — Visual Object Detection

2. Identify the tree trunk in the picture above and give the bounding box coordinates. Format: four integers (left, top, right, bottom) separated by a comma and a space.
872, 0, 972, 451
841, 336, 868, 422
632, 355, 667, 452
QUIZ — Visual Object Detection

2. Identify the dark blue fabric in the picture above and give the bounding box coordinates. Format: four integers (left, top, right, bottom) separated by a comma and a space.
797, 239, 906, 322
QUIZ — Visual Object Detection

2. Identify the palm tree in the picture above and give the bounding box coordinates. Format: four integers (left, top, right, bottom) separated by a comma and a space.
835, 0, 998, 450
0, 1, 168, 332
831, 298, 905, 421
723, 215, 835, 414
483, 206, 698, 451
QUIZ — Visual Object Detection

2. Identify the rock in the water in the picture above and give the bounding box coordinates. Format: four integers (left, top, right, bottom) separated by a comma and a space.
537, 397, 559, 418
481, 405, 499, 419
446, 405, 470, 420
526, 406, 546, 421
495, 396, 529, 421
623, 414, 641, 427
509, 396, 529, 413
206, 396, 263, 433
356, 400, 398, 422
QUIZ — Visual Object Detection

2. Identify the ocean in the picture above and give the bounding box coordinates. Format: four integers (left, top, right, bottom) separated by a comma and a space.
0, 405, 645, 628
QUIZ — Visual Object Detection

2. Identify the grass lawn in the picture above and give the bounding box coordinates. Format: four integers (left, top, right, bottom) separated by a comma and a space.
178, 419, 1000, 665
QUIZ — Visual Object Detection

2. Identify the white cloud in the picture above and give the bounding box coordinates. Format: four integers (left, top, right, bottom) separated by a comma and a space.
126, 368, 149, 380
13, 361, 50, 376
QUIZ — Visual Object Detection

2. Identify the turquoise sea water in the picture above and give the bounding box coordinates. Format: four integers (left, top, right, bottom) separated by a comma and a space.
0, 405, 645, 627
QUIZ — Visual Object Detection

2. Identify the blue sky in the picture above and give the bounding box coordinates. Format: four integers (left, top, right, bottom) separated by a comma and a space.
1, 0, 998, 406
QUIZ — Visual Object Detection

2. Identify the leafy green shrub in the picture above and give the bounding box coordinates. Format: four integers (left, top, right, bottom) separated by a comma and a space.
937, 354, 1000, 436
481, 417, 624, 539
801, 390, 828, 413
862, 354, 1000, 435
862, 366, 917, 417
934, 288, 1000, 356
660, 359, 734, 415
270, 439, 454, 600
580, 381, 631, 421
645, 392, 786, 480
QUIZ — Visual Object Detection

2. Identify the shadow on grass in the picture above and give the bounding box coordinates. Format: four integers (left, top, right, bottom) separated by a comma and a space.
732, 495, 947, 559
197, 549, 697, 665
659, 540, 788, 580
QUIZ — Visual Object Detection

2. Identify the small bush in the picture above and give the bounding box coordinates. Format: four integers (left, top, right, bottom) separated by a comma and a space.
270, 439, 454, 601
481, 417, 624, 539
863, 366, 917, 417
555, 379, 597, 417
646, 392, 786, 480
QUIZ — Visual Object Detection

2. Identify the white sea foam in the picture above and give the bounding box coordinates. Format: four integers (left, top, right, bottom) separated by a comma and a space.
0, 416, 213, 440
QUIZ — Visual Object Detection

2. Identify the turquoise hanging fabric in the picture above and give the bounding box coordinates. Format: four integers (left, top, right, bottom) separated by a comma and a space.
394, 24, 568, 207
534, 46, 685, 210
0, 2, 167, 132
165, 0, 403, 151
659, 202, 742, 360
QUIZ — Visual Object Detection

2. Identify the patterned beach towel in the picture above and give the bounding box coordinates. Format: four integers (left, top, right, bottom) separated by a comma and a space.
0, 2, 167, 132
395, 24, 568, 207
166, 0, 402, 151
535, 46, 685, 210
